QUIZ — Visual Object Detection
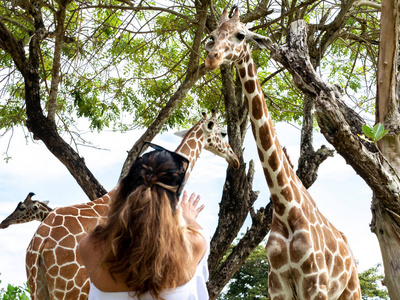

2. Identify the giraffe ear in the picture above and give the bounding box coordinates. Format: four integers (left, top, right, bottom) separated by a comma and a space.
174, 130, 189, 138
246, 32, 274, 50
205, 120, 215, 132
41, 200, 50, 206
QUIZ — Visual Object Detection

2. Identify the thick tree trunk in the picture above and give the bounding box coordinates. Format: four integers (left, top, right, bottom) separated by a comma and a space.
373, 0, 400, 297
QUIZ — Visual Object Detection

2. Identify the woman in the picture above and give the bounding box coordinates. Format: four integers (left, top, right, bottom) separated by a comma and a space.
79, 145, 209, 300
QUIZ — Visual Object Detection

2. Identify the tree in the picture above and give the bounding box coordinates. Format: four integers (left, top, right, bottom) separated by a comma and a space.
0, 0, 395, 298
217, 245, 269, 300
359, 264, 389, 300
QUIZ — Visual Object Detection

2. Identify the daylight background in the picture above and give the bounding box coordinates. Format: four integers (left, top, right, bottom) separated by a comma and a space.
0, 121, 383, 289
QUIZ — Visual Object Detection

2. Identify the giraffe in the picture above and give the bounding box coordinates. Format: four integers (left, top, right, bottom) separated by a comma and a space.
25, 110, 239, 300
205, 9, 361, 300
0, 193, 52, 229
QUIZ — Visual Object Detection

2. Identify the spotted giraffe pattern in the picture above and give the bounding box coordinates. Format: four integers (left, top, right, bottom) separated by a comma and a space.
205, 9, 361, 299
25, 111, 239, 300
0, 193, 52, 229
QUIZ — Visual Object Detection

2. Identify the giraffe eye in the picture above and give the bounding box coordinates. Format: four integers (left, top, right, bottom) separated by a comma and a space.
221, 132, 227, 138
209, 36, 215, 42
236, 33, 245, 41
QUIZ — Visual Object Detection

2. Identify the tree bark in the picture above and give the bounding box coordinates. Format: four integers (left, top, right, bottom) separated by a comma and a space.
372, 0, 400, 297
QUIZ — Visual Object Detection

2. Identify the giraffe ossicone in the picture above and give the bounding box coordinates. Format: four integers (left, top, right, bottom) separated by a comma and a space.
205, 8, 361, 299
0, 193, 52, 229
25, 110, 239, 300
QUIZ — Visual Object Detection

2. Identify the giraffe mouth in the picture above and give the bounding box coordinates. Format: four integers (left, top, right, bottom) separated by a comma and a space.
0, 222, 10, 229
228, 153, 240, 169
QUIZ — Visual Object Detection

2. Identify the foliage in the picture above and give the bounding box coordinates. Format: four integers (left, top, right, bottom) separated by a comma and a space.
359, 264, 389, 300
0, 279, 30, 300
217, 244, 268, 300
362, 123, 389, 144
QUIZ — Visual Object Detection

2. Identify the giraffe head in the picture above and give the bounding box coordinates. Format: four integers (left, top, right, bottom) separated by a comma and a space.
205, 8, 272, 70
175, 109, 239, 169
0, 193, 52, 229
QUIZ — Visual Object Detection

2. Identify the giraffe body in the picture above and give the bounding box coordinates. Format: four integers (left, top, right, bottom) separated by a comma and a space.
205, 9, 361, 299
0, 193, 52, 229
25, 111, 239, 300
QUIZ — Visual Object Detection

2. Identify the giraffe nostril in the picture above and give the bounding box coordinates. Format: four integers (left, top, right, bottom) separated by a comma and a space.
213, 53, 218, 58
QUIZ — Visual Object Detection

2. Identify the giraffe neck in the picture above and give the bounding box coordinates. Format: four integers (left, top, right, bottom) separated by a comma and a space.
174, 123, 205, 184
235, 46, 298, 206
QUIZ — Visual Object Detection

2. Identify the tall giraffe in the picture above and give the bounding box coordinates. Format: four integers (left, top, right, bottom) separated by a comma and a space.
205, 9, 361, 299
25, 110, 239, 300
0, 193, 52, 229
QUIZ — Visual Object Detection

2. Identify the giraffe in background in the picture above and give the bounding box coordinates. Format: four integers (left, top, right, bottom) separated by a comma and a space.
26, 110, 239, 300
205, 8, 361, 299
0, 193, 52, 229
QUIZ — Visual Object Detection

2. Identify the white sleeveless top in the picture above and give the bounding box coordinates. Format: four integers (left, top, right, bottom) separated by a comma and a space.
88, 230, 210, 300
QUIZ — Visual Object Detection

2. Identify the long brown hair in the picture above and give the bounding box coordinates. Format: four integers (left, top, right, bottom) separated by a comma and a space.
91, 150, 195, 299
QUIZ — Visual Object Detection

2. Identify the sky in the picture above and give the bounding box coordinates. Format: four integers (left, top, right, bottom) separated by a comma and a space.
0, 120, 384, 290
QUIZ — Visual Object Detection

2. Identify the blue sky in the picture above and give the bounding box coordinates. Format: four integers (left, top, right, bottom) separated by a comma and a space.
0, 121, 383, 289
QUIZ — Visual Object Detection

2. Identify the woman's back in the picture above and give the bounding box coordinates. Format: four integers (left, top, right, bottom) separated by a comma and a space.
83, 229, 210, 300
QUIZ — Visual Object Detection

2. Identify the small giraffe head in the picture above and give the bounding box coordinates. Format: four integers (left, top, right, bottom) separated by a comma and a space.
175, 109, 239, 169
0, 193, 52, 229
205, 8, 272, 70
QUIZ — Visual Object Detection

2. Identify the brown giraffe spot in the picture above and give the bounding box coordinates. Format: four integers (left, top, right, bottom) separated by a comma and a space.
59, 234, 76, 248
263, 167, 274, 188
271, 194, 286, 216
301, 253, 319, 274
195, 129, 202, 139
288, 182, 301, 205
63, 217, 83, 235
68, 287, 81, 299
55, 247, 76, 265
239, 67, 246, 78
315, 252, 325, 269
277, 169, 288, 187
347, 268, 359, 291
344, 256, 352, 271
187, 139, 196, 150
332, 255, 344, 278
226, 53, 233, 60
302, 274, 318, 297
287, 206, 308, 232
51, 226, 69, 239
319, 271, 329, 287
60, 263, 79, 278
244, 52, 251, 63
339, 272, 348, 287
271, 216, 289, 238
248, 63, 255, 77
267, 236, 288, 269
259, 122, 274, 151
252, 94, 263, 120
339, 240, 350, 257
323, 226, 337, 253
328, 280, 339, 297
325, 250, 333, 268
280, 186, 293, 202
339, 288, 352, 299
268, 271, 283, 294
48, 265, 59, 277
75, 267, 89, 287
268, 149, 280, 172
289, 231, 312, 263
55, 275, 68, 290
54, 290, 65, 299
244, 79, 256, 94
37, 223, 51, 236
